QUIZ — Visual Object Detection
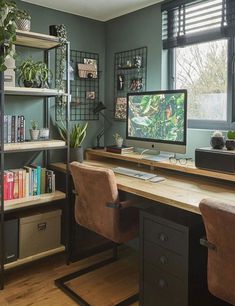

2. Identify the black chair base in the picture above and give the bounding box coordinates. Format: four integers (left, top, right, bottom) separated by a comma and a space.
55, 247, 139, 306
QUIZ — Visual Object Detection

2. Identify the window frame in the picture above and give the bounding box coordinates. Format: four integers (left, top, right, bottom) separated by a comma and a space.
168, 37, 235, 130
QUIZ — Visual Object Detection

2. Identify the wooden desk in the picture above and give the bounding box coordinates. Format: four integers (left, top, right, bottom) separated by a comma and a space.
51, 149, 235, 215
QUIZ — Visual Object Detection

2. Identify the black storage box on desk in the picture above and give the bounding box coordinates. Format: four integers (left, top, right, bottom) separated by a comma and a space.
195, 147, 235, 173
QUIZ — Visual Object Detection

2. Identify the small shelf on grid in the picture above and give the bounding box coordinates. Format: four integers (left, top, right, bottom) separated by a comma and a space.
5, 87, 64, 97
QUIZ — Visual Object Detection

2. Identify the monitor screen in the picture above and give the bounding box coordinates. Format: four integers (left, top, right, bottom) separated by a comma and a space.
126, 90, 187, 153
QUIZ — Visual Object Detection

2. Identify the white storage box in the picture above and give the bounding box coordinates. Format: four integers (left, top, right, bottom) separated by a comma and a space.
19, 209, 62, 259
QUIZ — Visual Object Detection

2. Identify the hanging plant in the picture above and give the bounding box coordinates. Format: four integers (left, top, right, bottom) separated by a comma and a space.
50, 24, 68, 119
0, 0, 30, 71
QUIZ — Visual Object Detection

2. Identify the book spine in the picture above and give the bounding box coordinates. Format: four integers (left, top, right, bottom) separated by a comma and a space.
11, 115, 15, 143
7, 171, 14, 200
14, 116, 18, 143
18, 169, 23, 198
37, 166, 41, 195
20, 115, 24, 142
22, 169, 26, 197
25, 172, 29, 197
4, 115, 8, 144
40, 168, 46, 194
46, 170, 53, 193
33, 169, 37, 196
3, 172, 8, 200
12, 171, 19, 199
7, 115, 11, 143
17, 116, 20, 142
52, 173, 55, 192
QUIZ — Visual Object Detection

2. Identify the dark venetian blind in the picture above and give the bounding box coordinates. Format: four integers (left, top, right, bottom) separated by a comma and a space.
162, 0, 235, 49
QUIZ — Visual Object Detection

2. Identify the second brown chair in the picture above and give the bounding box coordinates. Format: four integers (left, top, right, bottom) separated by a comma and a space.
55, 162, 139, 306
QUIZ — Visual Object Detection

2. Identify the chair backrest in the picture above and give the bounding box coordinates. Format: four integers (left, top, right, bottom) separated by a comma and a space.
70, 162, 121, 242
199, 198, 235, 305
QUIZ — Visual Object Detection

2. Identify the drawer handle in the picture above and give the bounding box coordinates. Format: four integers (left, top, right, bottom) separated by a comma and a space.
158, 278, 168, 289
37, 222, 47, 231
159, 233, 168, 242
159, 255, 168, 265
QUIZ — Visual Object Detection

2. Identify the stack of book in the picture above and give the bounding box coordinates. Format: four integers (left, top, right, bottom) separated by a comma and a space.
4, 115, 26, 143
3, 165, 55, 201
106, 145, 134, 154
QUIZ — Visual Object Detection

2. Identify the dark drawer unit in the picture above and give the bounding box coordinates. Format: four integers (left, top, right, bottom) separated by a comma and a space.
140, 204, 218, 306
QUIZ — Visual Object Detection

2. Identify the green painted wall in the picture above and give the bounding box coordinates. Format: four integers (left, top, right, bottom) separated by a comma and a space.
11, 1, 220, 161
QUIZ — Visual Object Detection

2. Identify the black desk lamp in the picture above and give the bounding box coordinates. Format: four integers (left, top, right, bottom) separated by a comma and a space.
93, 102, 112, 149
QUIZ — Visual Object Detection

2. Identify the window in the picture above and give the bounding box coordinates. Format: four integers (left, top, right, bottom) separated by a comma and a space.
175, 39, 228, 121
162, 0, 235, 128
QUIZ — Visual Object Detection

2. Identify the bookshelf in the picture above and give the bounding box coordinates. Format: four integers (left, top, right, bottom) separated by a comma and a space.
0, 30, 70, 290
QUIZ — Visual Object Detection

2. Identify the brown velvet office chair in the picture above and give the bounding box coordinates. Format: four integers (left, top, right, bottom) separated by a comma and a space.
199, 198, 235, 306
55, 162, 139, 306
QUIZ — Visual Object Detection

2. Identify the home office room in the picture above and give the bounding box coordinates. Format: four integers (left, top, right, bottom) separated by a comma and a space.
1, 0, 235, 305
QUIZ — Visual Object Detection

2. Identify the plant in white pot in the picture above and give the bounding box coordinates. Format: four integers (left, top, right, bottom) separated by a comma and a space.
15, 9, 31, 32
57, 122, 88, 163
30, 120, 40, 140
113, 133, 123, 147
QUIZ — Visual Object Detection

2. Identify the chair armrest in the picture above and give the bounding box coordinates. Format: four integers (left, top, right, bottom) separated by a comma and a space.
200, 237, 216, 251
106, 200, 136, 209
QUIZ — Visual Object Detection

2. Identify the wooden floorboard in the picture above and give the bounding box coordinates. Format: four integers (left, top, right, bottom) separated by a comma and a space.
0, 247, 139, 306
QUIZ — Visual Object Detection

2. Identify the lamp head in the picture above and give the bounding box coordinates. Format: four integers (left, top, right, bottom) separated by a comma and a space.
93, 101, 106, 114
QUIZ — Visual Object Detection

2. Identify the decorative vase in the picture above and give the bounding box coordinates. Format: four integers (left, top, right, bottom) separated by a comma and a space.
116, 138, 123, 148
39, 128, 50, 140
210, 136, 225, 149
16, 19, 31, 31
29, 129, 40, 141
226, 140, 235, 150
70, 147, 83, 163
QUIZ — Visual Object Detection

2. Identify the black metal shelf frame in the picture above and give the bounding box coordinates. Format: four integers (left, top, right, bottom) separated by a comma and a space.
114, 47, 147, 121
0, 39, 70, 290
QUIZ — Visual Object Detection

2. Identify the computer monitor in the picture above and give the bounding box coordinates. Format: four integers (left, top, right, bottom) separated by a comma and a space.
126, 90, 187, 154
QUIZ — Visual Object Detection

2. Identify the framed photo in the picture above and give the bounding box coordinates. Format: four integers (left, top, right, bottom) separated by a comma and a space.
86, 91, 96, 100
115, 97, 127, 120
129, 78, 143, 91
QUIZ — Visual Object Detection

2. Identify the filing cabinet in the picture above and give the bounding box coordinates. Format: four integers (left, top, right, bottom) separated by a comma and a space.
140, 204, 218, 306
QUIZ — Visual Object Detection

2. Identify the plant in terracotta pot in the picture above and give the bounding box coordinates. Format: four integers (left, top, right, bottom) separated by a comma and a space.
226, 130, 235, 150
57, 121, 88, 163
30, 120, 40, 140
113, 133, 123, 148
0, 0, 31, 71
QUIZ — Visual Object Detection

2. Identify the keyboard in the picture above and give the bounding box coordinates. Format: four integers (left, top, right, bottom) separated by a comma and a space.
113, 167, 157, 180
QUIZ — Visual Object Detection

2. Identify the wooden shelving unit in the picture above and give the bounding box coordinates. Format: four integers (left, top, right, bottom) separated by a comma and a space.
4, 191, 66, 212
4, 140, 66, 152
5, 245, 65, 270
5, 86, 64, 97
0, 29, 70, 289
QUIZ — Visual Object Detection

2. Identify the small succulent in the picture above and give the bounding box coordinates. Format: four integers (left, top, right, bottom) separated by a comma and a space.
113, 133, 123, 141
227, 130, 235, 140
212, 130, 223, 137
31, 120, 39, 130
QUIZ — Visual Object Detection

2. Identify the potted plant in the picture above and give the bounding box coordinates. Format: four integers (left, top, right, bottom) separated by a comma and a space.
210, 130, 225, 149
15, 9, 31, 31
17, 58, 52, 88
113, 133, 123, 147
30, 120, 40, 140
226, 130, 235, 150
0, 0, 31, 71
57, 121, 88, 162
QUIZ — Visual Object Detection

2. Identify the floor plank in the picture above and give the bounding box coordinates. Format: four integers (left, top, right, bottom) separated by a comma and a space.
0, 247, 139, 306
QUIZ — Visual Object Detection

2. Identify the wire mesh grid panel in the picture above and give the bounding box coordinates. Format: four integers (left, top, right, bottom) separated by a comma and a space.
70, 50, 100, 121
114, 47, 147, 121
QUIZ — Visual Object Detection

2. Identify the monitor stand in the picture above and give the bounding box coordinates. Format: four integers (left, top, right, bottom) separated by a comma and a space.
142, 151, 173, 162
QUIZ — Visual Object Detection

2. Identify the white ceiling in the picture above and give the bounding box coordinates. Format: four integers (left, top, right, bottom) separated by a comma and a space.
22, 0, 163, 21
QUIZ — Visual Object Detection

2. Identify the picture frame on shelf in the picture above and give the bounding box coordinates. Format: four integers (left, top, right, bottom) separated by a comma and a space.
78, 63, 98, 79
115, 97, 127, 120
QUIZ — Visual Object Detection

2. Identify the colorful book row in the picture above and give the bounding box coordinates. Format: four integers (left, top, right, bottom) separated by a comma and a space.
4, 115, 25, 144
3, 166, 55, 201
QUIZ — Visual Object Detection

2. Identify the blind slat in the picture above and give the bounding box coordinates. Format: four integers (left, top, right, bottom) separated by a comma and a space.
162, 0, 235, 49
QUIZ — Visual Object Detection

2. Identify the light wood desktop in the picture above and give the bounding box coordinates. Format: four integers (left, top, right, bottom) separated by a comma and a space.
51, 148, 235, 215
